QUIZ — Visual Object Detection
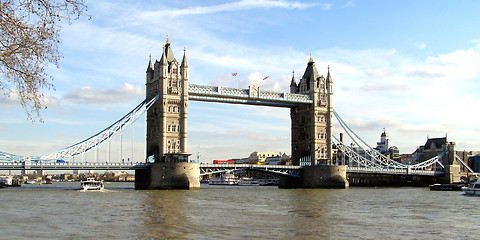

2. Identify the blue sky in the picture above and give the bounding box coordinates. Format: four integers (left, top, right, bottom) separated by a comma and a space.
2, 0, 480, 163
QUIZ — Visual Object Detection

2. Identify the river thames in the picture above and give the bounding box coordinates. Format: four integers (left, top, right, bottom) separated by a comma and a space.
1, 182, 479, 239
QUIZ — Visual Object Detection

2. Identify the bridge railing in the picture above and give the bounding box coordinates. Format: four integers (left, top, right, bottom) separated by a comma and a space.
347, 166, 443, 176
199, 163, 302, 177
0, 161, 150, 170
199, 163, 301, 169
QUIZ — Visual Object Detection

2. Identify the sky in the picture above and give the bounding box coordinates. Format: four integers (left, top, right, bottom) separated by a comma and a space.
2, 0, 480, 163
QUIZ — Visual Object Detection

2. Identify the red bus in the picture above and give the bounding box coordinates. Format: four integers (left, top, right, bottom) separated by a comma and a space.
213, 160, 235, 164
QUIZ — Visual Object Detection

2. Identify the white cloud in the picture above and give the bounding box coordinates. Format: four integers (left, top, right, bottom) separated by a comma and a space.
139, 0, 330, 19
415, 42, 426, 49
327, 43, 480, 152
341, 1, 355, 8
63, 83, 144, 105
0, 92, 60, 110
0, 94, 19, 109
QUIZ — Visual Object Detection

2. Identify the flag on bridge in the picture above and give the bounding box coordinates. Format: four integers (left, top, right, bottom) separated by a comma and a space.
232, 72, 237, 76
263, 76, 269, 80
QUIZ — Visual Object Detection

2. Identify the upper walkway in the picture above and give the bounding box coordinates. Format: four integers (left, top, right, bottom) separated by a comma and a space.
188, 84, 313, 107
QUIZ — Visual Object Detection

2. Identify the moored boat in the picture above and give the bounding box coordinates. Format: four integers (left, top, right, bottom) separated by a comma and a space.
209, 171, 238, 185
0, 176, 21, 187
81, 178, 104, 191
462, 179, 480, 196
238, 177, 259, 186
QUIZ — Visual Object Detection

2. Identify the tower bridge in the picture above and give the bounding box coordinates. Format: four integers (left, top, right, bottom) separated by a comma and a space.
1, 38, 470, 189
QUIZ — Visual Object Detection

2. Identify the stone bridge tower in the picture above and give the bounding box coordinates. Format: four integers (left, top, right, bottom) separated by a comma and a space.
137, 37, 199, 190
145, 37, 189, 162
290, 56, 333, 166
283, 55, 347, 188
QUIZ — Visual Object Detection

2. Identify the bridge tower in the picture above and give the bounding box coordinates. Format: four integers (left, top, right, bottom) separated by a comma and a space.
290, 55, 333, 166
146, 37, 188, 159
285, 56, 348, 188
136, 37, 199, 190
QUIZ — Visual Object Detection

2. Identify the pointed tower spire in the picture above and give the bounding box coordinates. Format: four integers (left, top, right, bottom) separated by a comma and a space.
326, 65, 332, 83
308, 53, 314, 63
162, 36, 176, 63
290, 70, 297, 86
146, 53, 154, 73
326, 65, 332, 93
181, 47, 188, 68
290, 69, 298, 93
159, 45, 167, 66
301, 54, 321, 91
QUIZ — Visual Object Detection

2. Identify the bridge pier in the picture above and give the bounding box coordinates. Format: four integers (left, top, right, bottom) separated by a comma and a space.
279, 165, 349, 188
135, 162, 200, 190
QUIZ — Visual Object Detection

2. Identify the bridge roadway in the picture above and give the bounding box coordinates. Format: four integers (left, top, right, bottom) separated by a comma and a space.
0, 162, 443, 177
0, 162, 149, 171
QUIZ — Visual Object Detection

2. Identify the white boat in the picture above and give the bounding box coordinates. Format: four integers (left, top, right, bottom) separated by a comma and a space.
0, 176, 20, 187
0, 176, 13, 186
238, 177, 259, 186
81, 178, 104, 191
209, 171, 238, 185
462, 179, 480, 196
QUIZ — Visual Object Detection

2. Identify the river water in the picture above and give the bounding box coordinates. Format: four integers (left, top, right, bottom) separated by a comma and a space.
1, 182, 479, 239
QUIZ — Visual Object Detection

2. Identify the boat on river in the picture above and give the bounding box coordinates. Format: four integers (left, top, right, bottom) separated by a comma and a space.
209, 171, 238, 185
462, 179, 480, 196
238, 177, 259, 186
81, 178, 104, 191
0, 176, 21, 187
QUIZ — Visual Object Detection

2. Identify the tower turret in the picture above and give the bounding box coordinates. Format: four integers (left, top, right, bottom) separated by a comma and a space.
290, 70, 298, 93
180, 47, 188, 79
326, 65, 333, 94
146, 54, 154, 83
299, 54, 321, 94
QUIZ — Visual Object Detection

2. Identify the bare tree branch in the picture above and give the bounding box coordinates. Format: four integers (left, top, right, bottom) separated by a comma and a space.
0, 0, 89, 121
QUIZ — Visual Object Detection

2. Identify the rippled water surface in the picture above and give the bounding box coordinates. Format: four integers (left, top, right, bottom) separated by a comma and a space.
1, 182, 479, 239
